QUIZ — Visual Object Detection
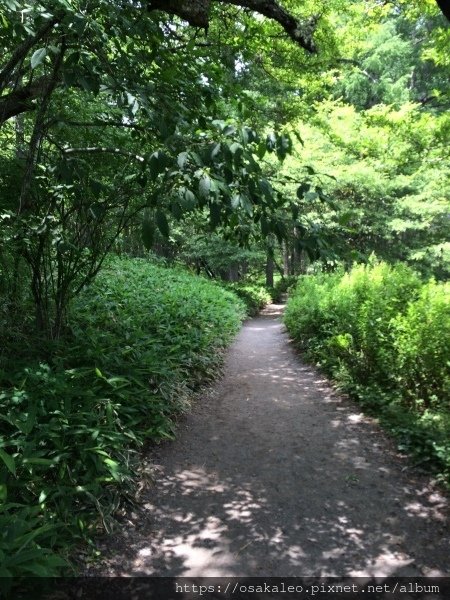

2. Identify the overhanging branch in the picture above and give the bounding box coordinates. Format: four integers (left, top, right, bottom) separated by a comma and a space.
0, 16, 59, 92
148, 0, 317, 52
223, 0, 317, 52
61, 147, 145, 162
0, 76, 52, 125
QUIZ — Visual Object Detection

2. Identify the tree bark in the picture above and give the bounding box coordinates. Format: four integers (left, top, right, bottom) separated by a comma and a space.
0, 76, 53, 125
149, 0, 211, 28
223, 0, 316, 51
148, 0, 317, 52
265, 251, 274, 288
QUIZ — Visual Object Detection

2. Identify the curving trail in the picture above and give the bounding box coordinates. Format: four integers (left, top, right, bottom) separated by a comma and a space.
89, 304, 449, 577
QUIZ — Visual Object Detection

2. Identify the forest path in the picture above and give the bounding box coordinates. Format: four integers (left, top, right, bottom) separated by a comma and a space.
89, 304, 449, 577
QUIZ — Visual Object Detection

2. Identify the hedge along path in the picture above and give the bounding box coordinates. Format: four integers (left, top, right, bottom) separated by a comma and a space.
88, 304, 449, 577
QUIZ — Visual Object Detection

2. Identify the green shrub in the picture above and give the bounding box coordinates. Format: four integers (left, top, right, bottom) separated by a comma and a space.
269, 275, 298, 303
393, 280, 450, 409
0, 257, 245, 578
284, 259, 450, 485
283, 271, 341, 351
225, 282, 271, 316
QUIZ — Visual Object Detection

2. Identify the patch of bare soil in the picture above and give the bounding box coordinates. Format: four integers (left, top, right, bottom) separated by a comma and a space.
85, 304, 449, 577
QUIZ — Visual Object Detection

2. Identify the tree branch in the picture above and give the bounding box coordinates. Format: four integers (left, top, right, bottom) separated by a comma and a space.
0, 76, 53, 125
0, 16, 59, 93
223, 0, 317, 52
61, 147, 145, 162
148, 0, 317, 52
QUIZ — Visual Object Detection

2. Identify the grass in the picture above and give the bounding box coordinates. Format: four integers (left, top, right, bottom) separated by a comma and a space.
284, 259, 450, 486
0, 257, 245, 579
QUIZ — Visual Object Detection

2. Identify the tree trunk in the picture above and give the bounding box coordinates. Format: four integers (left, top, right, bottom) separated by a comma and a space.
283, 241, 290, 276
265, 252, 274, 288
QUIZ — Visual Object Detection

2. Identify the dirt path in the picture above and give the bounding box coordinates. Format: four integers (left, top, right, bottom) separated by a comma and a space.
89, 304, 449, 577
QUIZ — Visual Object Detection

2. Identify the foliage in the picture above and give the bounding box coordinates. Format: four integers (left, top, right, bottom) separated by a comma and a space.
224, 282, 272, 316
270, 275, 298, 302
0, 257, 244, 578
0, 0, 449, 579
284, 260, 450, 484
178, 233, 266, 280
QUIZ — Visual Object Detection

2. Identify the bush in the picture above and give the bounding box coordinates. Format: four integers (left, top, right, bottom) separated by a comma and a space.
225, 282, 272, 316
0, 257, 245, 578
284, 259, 450, 485
393, 280, 450, 409
269, 276, 298, 303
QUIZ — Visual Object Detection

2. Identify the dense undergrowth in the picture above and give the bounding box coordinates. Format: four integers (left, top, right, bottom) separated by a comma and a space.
225, 282, 272, 316
0, 258, 245, 578
223, 275, 297, 315
284, 260, 450, 486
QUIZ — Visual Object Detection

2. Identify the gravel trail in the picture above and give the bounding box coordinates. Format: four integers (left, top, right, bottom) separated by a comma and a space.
89, 304, 449, 577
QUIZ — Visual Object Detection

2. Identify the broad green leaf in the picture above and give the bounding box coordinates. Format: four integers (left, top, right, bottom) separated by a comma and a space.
30, 48, 47, 69
209, 202, 221, 228
261, 215, 270, 236
148, 151, 168, 180
171, 201, 183, 220
241, 195, 253, 217
0, 484, 7, 502
198, 175, 211, 199
231, 194, 241, 209
305, 191, 319, 202
211, 143, 221, 160
177, 152, 189, 169
156, 210, 169, 238
258, 178, 272, 200
223, 125, 236, 136
296, 183, 310, 200
0, 449, 15, 476
183, 189, 197, 209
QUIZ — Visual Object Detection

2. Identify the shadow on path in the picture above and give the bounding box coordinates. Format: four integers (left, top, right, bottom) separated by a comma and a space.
89, 305, 449, 577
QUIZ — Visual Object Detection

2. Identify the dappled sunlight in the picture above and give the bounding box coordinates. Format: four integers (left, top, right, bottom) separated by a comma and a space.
349, 548, 416, 577
90, 307, 449, 578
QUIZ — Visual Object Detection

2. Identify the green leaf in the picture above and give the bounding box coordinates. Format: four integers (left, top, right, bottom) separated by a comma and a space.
199, 175, 211, 199
156, 210, 169, 238
241, 195, 253, 217
231, 194, 241, 209
258, 178, 272, 200
261, 214, 270, 236
177, 152, 189, 169
256, 142, 267, 160
30, 48, 47, 69
296, 183, 310, 200
209, 202, 221, 228
0, 484, 7, 502
223, 125, 236, 136
142, 217, 155, 250
183, 188, 197, 209
148, 151, 168, 180
0, 449, 16, 476
266, 132, 277, 152
171, 201, 183, 220
305, 191, 319, 202
211, 143, 221, 160
230, 142, 243, 155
